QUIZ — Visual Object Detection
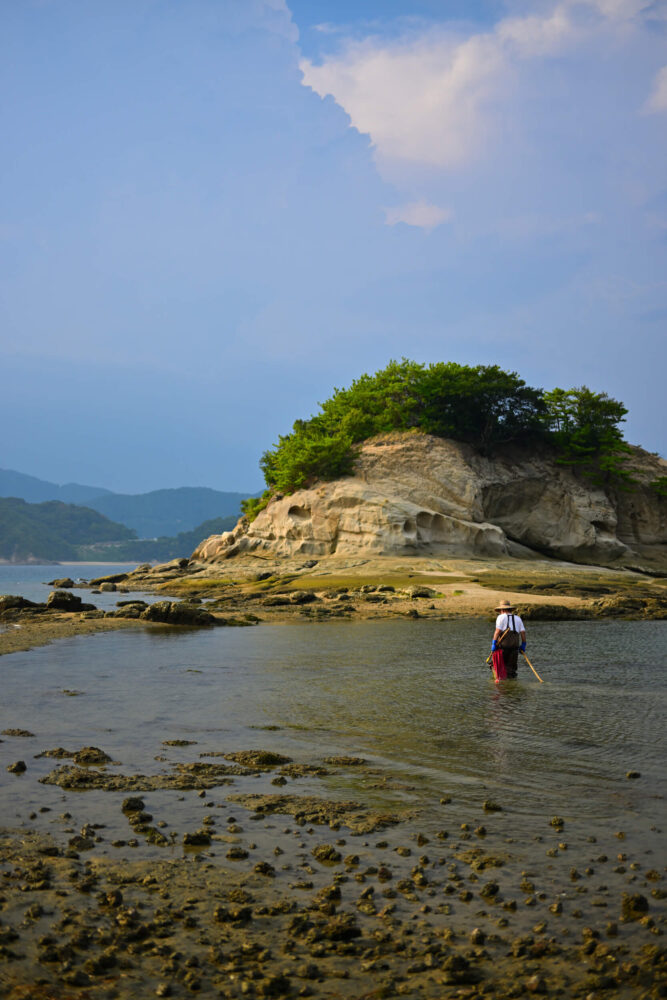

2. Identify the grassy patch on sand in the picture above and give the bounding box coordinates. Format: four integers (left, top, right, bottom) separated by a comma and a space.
470, 569, 665, 600
281, 573, 468, 592
157, 577, 235, 594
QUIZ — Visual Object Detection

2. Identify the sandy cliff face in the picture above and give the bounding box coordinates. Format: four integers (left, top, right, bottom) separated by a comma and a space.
193, 434, 667, 567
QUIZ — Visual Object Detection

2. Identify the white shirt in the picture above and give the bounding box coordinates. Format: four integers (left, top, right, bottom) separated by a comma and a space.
495, 612, 525, 632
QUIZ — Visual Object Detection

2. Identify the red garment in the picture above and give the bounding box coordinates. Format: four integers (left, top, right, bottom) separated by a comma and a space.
492, 649, 507, 683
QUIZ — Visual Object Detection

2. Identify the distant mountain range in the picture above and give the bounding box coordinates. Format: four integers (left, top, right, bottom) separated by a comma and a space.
0, 468, 114, 505
0, 468, 251, 538
0, 497, 135, 563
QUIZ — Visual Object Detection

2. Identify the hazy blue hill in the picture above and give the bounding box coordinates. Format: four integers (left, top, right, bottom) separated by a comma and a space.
0, 468, 112, 505
76, 515, 239, 562
87, 488, 248, 537
0, 498, 136, 563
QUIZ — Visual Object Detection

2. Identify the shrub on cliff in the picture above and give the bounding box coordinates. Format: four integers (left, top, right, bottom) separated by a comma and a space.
251, 360, 633, 497
543, 386, 635, 487
259, 360, 547, 494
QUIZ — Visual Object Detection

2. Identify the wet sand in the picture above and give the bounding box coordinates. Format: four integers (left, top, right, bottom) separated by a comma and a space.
0, 613, 144, 657
0, 738, 664, 999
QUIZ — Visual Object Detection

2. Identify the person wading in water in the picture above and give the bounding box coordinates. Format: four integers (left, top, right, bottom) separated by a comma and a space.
491, 600, 526, 679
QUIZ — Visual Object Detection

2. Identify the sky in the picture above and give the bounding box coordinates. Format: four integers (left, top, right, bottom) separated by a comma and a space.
1, 0, 665, 494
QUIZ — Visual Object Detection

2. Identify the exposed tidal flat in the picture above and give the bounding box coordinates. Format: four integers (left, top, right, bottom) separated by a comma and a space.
0, 618, 665, 998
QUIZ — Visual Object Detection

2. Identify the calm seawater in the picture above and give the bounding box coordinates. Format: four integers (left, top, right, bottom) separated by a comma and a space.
0, 616, 665, 852
0, 561, 168, 611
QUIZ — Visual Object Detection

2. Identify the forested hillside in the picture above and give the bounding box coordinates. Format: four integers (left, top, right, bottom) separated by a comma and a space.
0, 498, 135, 562
76, 515, 238, 562
87, 488, 247, 537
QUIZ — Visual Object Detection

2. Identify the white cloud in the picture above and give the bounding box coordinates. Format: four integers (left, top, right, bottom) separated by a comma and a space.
301, 31, 507, 169
581, 0, 654, 18
299, 1, 662, 174
497, 6, 575, 56
260, 0, 299, 42
384, 200, 451, 230
645, 65, 667, 112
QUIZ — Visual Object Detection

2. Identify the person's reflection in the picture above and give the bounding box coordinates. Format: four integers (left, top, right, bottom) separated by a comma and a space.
484, 683, 527, 771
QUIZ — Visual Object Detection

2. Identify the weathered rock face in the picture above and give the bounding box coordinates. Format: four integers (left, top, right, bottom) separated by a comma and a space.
192, 434, 667, 566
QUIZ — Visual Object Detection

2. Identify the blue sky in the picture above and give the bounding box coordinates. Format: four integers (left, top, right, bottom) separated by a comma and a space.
1, 0, 665, 493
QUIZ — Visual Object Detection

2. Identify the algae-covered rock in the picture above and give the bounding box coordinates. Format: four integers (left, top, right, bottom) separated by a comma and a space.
46, 590, 96, 612
224, 750, 292, 768
620, 892, 649, 921
140, 601, 218, 626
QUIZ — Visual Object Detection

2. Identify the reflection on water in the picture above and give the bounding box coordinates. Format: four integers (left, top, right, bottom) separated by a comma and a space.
0, 618, 665, 835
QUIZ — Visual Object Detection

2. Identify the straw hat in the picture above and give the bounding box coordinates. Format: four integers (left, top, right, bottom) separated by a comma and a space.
494, 599, 516, 611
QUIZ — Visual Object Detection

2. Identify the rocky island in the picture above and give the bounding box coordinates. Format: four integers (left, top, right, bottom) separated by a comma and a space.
3, 360, 667, 654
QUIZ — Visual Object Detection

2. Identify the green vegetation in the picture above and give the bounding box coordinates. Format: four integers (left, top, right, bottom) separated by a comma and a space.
542, 386, 634, 487
0, 498, 135, 562
75, 516, 238, 562
650, 476, 667, 498
240, 492, 271, 522
251, 359, 634, 498
0, 498, 238, 564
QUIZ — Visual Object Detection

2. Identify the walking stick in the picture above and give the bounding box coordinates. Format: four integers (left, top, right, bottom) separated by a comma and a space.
521, 649, 544, 683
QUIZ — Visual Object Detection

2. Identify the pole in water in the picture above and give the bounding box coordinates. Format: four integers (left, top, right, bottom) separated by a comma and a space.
521, 649, 544, 683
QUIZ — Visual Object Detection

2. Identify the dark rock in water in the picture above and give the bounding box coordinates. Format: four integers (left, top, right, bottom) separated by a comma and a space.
46, 590, 97, 612
139, 600, 218, 626
111, 602, 146, 619
89, 572, 129, 586
483, 799, 503, 812
183, 830, 211, 847
48, 577, 75, 588
224, 750, 292, 768
122, 797, 145, 813
68, 834, 94, 851
7, 760, 26, 773
620, 892, 649, 921
323, 756, 366, 766
73, 747, 113, 766
312, 844, 342, 864
2, 728, 35, 737
0, 595, 46, 619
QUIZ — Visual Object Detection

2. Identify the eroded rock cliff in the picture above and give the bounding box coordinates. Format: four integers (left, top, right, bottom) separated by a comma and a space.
193, 433, 666, 568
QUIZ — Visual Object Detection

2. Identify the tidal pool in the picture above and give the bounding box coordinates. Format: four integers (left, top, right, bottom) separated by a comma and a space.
1, 618, 664, 840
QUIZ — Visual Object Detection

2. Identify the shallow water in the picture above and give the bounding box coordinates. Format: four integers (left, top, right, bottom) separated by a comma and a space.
0, 561, 174, 615
1, 618, 665, 847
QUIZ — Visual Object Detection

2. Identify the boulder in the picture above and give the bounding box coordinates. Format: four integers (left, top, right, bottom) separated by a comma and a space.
0, 595, 46, 619
46, 590, 97, 613
48, 577, 75, 588
140, 601, 218, 626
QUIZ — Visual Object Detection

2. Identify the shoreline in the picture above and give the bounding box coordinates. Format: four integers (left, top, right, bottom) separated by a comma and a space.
2, 554, 666, 657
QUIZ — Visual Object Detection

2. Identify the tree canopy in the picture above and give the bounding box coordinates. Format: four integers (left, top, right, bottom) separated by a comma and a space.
244, 360, 633, 509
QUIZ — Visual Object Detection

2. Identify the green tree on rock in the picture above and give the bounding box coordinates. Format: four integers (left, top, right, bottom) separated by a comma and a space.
243, 361, 635, 511
543, 386, 634, 486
